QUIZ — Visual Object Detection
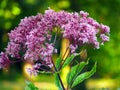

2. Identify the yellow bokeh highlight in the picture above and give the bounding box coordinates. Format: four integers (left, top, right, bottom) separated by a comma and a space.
61, 38, 70, 60
61, 38, 70, 86
34, 82, 57, 90
86, 78, 119, 89
23, 63, 37, 81
61, 66, 70, 86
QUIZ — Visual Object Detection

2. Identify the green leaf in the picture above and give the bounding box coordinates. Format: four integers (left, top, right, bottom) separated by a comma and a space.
67, 61, 88, 85
72, 62, 97, 88
54, 74, 63, 90
55, 56, 62, 70
25, 81, 39, 90
25, 86, 31, 90
62, 54, 79, 69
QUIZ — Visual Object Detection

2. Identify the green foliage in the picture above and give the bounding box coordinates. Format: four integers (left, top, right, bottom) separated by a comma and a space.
54, 73, 63, 90
55, 54, 80, 71
62, 53, 79, 69
25, 81, 39, 90
67, 61, 88, 86
71, 62, 97, 88
55, 53, 96, 89
55, 56, 62, 70
54, 53, 97, 90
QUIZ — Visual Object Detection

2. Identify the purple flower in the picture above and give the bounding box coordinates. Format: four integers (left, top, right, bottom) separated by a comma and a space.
100, 24, 110, 34
6, 14, 43, 58
69, 44, 78, 53
24, 26, 53, 67
27, 63, 41, 76
27, 68, 38, 76
0, 52, 10, 69
62, 10, 110, 51
80, 11, 89, 17
100, 34, 109, 44
6, 42, 20, 58
0, 9, 110, 76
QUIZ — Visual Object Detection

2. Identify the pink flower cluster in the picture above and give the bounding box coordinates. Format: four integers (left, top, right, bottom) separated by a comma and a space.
0, 9, 110, 72
63, 11, 110, 52
0, 52, 10, 69
27, 63, 41, 76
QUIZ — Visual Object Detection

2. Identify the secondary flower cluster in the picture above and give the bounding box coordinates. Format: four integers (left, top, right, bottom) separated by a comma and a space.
0, 9, 110, 75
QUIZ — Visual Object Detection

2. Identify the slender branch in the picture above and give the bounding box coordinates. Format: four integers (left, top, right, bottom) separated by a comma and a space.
11, 57, 25, 64
53, 32, 57, 46
51, 27, 65, 90
62, 47, 69, 60
66, 64, 72, 90
59, 47, 70, 70
57, 73, 65, 90
53, 27, 59, 46
51, 58, 65, 90
38, 67, 54, 73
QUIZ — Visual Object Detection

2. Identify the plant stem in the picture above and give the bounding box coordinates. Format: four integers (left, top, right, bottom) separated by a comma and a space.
57, 73, 65, 90
52, 28, 65, 90
53, 32, 57, 46
59, 47, 70, 70
62, 47, 69, 60
11, 57, 24, 64
51, 59, 65, 90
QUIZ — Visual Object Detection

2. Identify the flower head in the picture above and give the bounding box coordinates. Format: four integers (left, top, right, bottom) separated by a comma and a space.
0, 9, 110, 75
62, 11, 110, 52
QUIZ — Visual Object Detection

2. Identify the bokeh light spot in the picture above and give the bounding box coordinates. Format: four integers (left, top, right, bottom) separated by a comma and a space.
4, 10, 12, 19
0, 9, 4, 16
58, 0, 70, 9
1, 0, 7, 8
4, 22, 12, 29
23, 63, 36, 81
25, 0, 36, 5
12, 6, 21, 15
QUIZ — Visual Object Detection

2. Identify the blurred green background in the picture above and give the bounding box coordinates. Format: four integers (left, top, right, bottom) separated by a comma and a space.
0, 0, 120, 90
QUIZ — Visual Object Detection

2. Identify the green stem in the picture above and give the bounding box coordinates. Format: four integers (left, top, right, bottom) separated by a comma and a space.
52, 27, 65, 90
59, 47, 70, 70
57, 73, 65, 90
51, 59, 65, 90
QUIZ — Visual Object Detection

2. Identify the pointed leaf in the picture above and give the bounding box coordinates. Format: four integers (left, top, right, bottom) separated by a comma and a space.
55, 56, 62, 70
25, 81, 39, 90
62, 54, 79, 69
67, 61, 88, 85
72, 62, 97, 88
54, 73, 63, 90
